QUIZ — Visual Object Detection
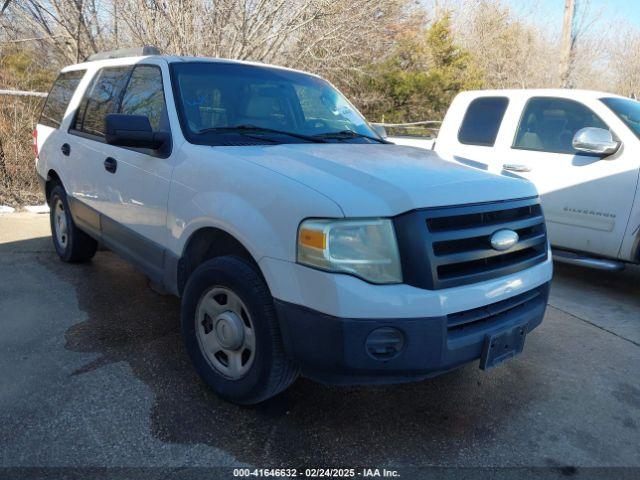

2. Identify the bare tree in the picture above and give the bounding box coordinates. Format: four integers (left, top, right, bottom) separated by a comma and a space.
449, 0, 558, 89
0, 0, 415, 205
114, 0, 414, 97
117, 0, 411, 70
560, 0, 612, 89
608, 25, 640, 98
1, 0, 116, 64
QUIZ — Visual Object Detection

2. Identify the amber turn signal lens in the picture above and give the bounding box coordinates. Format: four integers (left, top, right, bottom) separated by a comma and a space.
298, 228, 326, 249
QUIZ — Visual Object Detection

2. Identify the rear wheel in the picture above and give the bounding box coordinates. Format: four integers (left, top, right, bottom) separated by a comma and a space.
49, 185, 98, 263
181, 256, 299, 404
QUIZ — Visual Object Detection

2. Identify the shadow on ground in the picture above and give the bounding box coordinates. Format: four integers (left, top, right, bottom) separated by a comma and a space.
553, 261, 640, 300
2, 211, 638, 470
19, 239, 635, 468
34, 247, 553, 467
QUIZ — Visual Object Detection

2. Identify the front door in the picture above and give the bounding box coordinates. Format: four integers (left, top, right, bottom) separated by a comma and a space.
493, 96, 638, 259
69, 62, 174, 280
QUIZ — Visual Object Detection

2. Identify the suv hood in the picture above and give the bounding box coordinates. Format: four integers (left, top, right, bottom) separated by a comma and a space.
238, 143, 538, 216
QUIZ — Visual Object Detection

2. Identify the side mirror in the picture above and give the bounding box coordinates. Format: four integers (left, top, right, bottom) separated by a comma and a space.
572, 127, 620, 156
105, 114, 167, 150
371, 123, 388, 139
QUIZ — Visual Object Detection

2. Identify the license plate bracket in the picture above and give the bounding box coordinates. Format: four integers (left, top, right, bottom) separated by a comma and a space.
479, 322, 528, 370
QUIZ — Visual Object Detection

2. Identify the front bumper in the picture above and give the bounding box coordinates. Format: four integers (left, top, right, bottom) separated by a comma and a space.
275, 282, 550, 385
259, 254, 552, 319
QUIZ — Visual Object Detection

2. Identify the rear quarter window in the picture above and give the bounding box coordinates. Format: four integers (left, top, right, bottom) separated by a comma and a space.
38, 70, 85, 129
457, 97, 509, 146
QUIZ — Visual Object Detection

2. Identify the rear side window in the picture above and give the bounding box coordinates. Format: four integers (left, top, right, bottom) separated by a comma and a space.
458, 97, 509, 146
513, 97, 608, 154
39, 70, 85, 129
72, 66, 131, 138
119, 65, 169, 132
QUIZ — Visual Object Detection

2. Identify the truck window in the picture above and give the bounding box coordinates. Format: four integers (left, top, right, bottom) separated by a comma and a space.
513, 97, 608, 154
72, 66, 131, 138
458, 97, 509, 146
119, 65, 169, 132
39, 70, 85, 129
601, 97, 640, 140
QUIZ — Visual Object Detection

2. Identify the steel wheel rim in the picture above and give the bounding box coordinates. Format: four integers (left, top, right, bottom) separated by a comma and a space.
53, 198, 68, 248
195, 286, 256, 380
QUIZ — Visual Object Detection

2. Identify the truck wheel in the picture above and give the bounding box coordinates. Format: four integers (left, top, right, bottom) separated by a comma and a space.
181, 256, 299, 404
49, 185, 98, 263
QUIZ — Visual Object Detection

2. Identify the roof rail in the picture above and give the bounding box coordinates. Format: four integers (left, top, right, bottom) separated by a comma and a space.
85, 46, 161, 62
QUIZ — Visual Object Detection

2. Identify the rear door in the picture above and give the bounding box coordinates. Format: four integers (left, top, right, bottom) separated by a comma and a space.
36, 69, 86, 182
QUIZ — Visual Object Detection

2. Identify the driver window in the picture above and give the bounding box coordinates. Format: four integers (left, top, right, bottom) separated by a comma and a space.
513, 97, 608, 154
119, 65, 169, 133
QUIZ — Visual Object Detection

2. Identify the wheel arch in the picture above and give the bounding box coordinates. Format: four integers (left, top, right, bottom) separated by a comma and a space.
177, 226, 266, 296
44, 169, 62, 205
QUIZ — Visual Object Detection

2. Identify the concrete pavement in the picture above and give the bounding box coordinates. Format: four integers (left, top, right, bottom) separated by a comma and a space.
0, 213, 639, 477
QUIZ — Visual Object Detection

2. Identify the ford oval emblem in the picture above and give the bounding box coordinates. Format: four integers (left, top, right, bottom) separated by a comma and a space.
490, 229, 519, 251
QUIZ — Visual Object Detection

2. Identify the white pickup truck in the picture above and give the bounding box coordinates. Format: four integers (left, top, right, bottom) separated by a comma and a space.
392, 89, 640, 270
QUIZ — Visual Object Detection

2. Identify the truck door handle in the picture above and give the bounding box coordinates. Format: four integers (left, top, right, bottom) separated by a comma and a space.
503, 163, 531, 173
61, 143, 70, 156
104, 157, 117, 174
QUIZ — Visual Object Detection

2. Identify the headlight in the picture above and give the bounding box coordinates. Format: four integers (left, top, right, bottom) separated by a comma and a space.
297, 218, 402, 284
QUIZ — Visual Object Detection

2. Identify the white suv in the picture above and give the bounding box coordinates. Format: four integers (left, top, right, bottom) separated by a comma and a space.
35, 47, 552, 404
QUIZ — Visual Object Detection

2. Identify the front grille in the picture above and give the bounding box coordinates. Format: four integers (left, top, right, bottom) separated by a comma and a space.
394, 197, 548, 290
446, 285, 546, 338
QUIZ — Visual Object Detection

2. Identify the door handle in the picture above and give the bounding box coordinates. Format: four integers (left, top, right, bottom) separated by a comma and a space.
104, 157, 117, 174
61, 143, 70, 156
502, 163, 531, 173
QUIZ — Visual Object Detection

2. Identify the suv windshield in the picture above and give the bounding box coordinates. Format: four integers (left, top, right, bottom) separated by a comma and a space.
170, 62, 382, 146
601, 97, 640, 140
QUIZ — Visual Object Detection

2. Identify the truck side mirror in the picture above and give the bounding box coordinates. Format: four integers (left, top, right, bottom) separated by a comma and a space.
572, 127, 621, 156
105, 114, 167, 150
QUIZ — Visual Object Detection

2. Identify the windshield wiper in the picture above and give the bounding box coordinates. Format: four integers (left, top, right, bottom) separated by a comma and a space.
313, 130, 390, 144
194, 125, 327, 143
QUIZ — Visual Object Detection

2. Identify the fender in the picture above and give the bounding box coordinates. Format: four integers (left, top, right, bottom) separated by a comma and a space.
167, 144, 345, 264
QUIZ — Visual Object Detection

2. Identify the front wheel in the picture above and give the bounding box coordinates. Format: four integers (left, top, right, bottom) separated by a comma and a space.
49, 185, 97, 263
181, 256, 299, 404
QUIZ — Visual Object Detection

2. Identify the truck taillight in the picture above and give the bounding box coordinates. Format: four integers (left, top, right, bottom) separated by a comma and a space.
33, 128, 38, 160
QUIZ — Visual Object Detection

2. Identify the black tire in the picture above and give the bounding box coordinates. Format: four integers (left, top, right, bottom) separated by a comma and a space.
181, 256, 299, 404
49, 184, 98, 263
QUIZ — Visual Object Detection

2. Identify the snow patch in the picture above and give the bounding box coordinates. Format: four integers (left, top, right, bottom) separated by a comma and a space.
24, 203, 50, 214
0, 205, 16, 214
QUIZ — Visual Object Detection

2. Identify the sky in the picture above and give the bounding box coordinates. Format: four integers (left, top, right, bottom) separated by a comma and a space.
505, 0, 640, 30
